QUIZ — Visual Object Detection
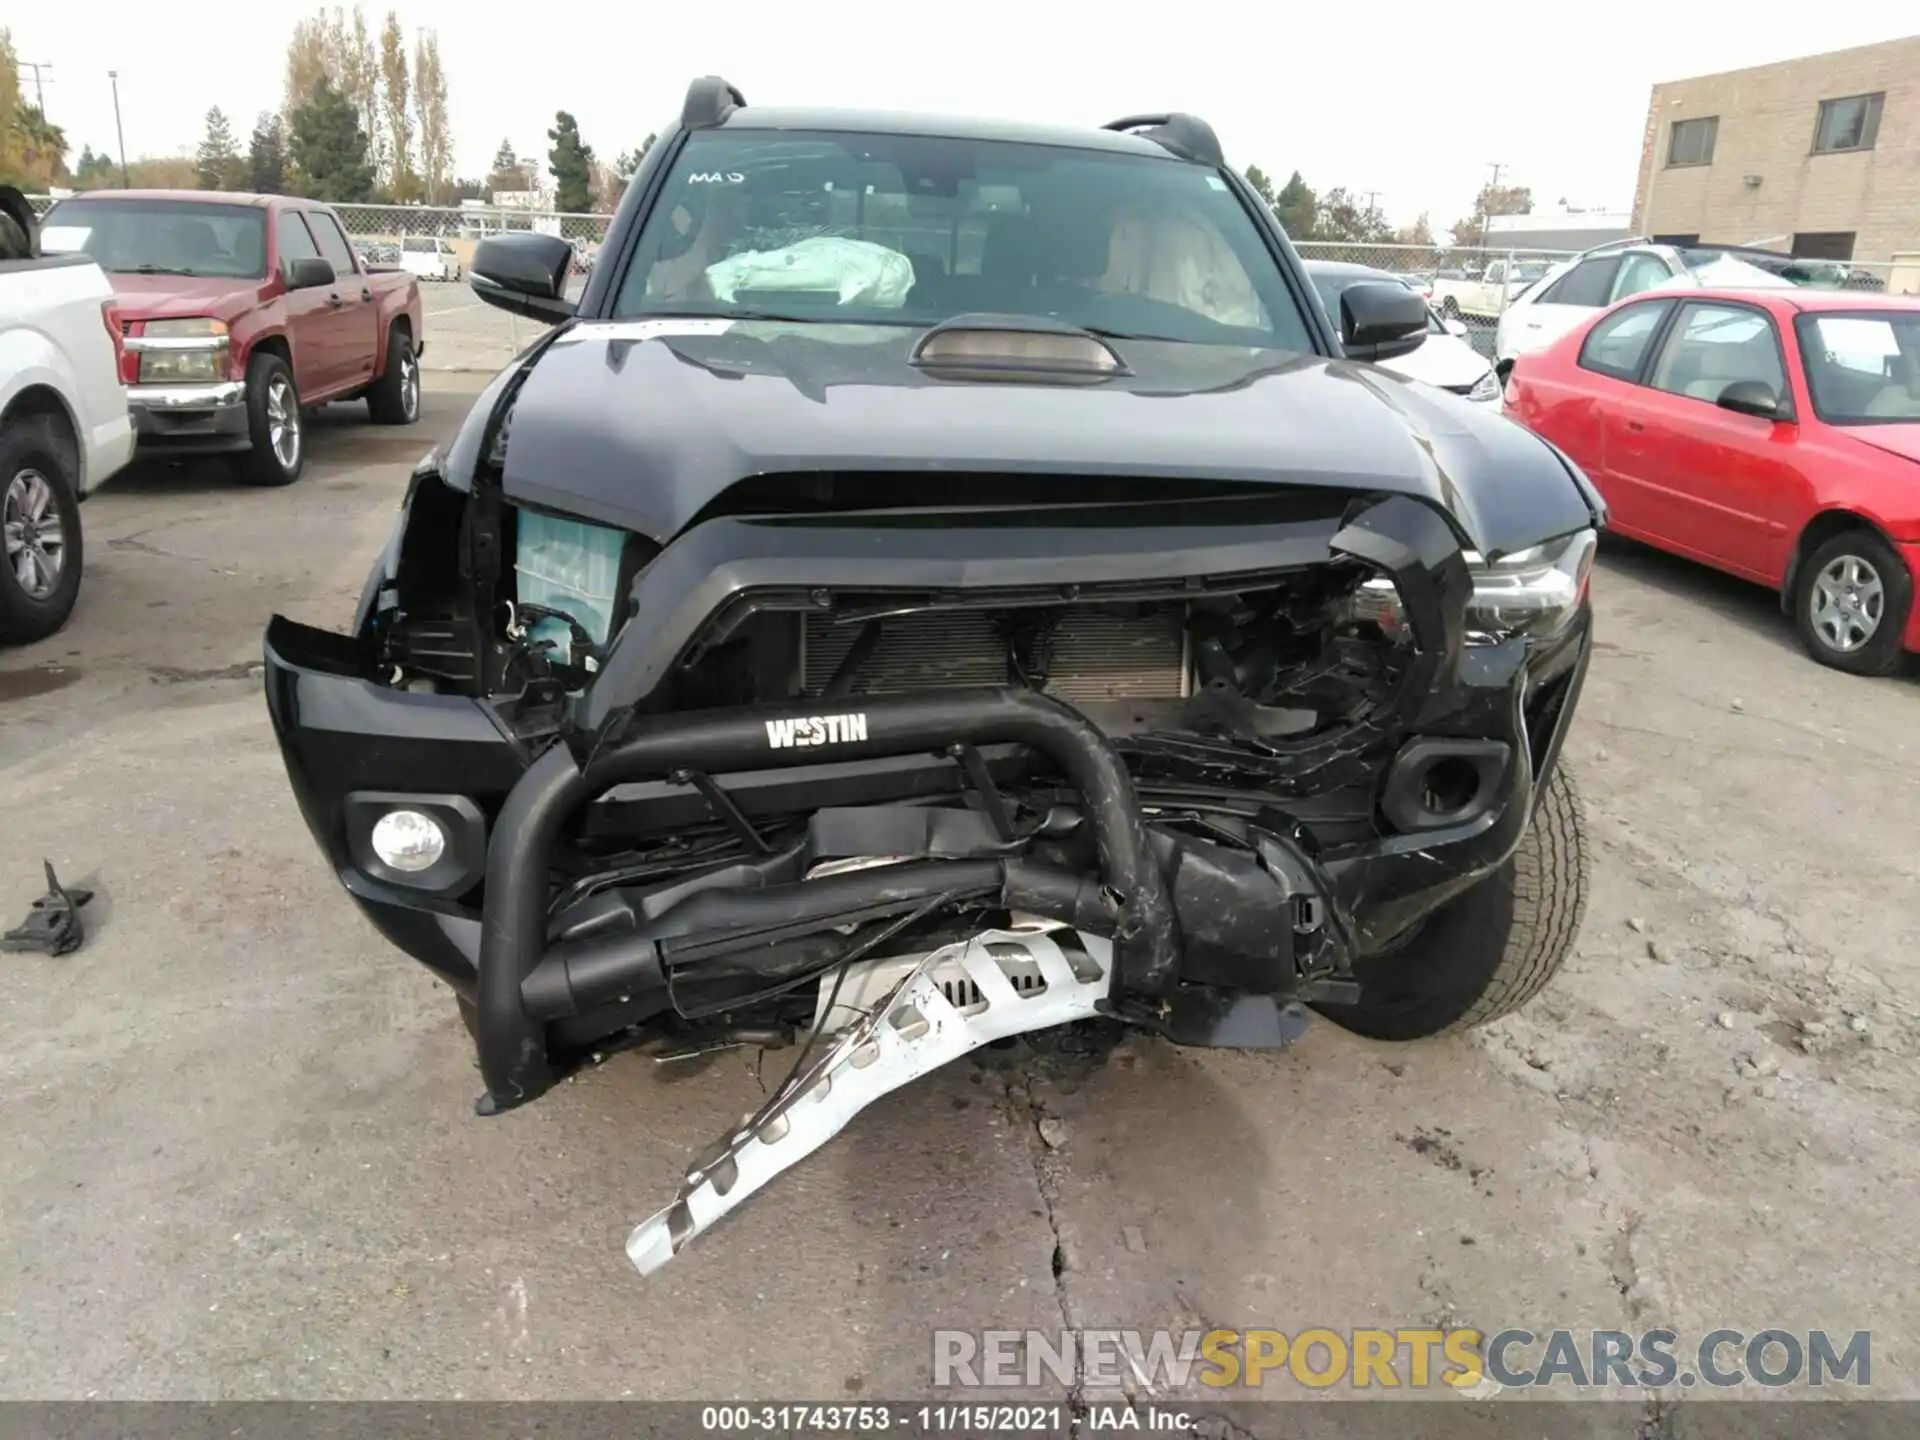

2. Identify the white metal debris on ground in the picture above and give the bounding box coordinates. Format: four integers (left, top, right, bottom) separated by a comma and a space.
625, 923, 1112, 1276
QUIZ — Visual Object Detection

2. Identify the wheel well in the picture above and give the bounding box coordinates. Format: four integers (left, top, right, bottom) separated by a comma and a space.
1783, 510, 1892, 613
2, 384, 80, 470
382, 315, 413, 374
250, 334, 292, 369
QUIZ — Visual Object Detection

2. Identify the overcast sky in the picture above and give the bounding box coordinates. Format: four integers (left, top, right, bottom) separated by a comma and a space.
13, 2, 1918, 225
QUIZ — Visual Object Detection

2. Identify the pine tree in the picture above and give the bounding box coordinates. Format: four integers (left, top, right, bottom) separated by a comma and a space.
248, 112, 287, 194
614, 134, 656, 182
196, 107, 242, 190
547, 110, 594, 214
1274, 172, 1317, 241
287, 76, 375, 203
486, 138, 525, 196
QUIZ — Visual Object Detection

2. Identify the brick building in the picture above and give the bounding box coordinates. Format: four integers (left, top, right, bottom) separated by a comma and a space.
1630, 35, 1920, 263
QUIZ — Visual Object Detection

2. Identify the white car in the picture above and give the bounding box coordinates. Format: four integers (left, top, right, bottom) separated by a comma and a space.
1494, 239, 1801, 373
400, 235, 461, 282
1430, 257, 1554, 322
1307, 260, 1501, 404
0, 187, 135, 643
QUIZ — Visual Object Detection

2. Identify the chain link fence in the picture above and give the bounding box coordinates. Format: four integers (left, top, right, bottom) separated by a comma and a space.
328, 202, 614, 276
1293, 242, 1578, 359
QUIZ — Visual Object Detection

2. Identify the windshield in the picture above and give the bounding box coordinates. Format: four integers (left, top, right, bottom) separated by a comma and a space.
39, 198, 267, 279
1796, 312, 1920, 423
613, 130, 1314, 350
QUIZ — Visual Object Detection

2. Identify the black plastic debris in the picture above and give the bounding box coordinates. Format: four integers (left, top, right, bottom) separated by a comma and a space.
3, 861, 94, 957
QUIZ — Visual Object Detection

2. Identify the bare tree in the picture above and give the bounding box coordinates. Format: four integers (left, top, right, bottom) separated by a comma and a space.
412, 29, 450, 203
283, 13, 333, 118
378, 11, 414, 198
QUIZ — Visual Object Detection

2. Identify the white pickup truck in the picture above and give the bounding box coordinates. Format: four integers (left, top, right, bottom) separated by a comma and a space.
0, 187, 135, 644
1430, 256, 1555, 322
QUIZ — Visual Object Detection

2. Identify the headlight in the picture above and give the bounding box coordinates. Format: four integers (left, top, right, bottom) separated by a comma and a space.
143, 317, 228, 339
1463, 528, 1597, 642
1344, 528, 1597, 646
139, 349, 226, 382
134, 317, 229, 384
1466, 369, 1501, 403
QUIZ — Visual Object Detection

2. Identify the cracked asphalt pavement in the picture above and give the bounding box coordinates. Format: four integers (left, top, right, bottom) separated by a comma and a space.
2, 375, 1918, 1415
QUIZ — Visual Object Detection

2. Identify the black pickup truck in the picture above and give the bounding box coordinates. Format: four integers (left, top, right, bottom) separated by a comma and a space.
263, 78, 1604, 1274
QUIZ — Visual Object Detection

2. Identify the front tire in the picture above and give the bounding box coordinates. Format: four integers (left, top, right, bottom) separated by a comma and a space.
366, 323, 420, 426
1315, 764, 1589, 1040
0, 418, 84, 645
234, 352, 304, 486
1793, 528, 1911, 677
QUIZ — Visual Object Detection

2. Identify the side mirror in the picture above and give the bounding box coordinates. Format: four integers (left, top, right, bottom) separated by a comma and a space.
1340, 282, 1429, 362
1444, 316, 1469, 338
1716, 379, 1782, 419
470, 231, 578, 322
287, 256, 336, 290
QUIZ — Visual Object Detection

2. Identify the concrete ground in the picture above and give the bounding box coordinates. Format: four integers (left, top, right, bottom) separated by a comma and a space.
2, 374, 1918, 1417
417, 277, 565, 372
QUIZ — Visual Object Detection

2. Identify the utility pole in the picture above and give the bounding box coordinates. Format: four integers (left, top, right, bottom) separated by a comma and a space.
108, 71, 129, 188
21, 61, 52, 112
1361, 189, 1382, 226
1487, 162, 1507, 189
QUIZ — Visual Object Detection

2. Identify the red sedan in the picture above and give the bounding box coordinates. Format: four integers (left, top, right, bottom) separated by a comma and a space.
1504, 287, 1920, 675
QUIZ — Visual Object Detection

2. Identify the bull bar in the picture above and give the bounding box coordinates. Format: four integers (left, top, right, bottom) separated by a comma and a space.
474, 686, 1181, 1113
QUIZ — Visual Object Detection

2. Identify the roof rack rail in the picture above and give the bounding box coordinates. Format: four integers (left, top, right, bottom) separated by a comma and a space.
683, 76, 746, 130
1101, 113, 1224, 168
1573, 234, 1655, 258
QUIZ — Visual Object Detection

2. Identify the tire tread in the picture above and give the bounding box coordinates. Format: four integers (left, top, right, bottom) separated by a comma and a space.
1445, 763, 1589, 1031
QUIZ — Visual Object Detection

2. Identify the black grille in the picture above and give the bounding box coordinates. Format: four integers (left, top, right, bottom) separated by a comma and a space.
801, 606, 1189, 703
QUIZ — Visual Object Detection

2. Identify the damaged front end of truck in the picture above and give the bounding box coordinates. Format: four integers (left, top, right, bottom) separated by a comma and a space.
263, 310, 1600, 1274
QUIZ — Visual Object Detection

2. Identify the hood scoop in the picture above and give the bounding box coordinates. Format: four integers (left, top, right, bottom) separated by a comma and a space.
909, 313, 1128, 383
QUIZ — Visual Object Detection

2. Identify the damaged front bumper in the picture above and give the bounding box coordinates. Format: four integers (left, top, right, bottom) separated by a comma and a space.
264, 490, 1590, 1110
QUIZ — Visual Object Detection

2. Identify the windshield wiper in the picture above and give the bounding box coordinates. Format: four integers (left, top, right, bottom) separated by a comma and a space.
125, 264, 204, 276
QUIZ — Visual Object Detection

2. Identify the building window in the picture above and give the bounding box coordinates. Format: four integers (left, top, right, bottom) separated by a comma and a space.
1667, 117, 1717, 167
1792, 232, 1855, 261
1812, 93, 1883, 153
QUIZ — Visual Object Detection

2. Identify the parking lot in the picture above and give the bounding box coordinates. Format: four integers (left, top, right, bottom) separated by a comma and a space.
417, 276, 563, 372
2, 365, 1918, 1409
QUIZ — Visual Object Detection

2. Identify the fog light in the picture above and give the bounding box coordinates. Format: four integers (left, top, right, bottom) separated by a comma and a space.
370, 809, 447, 872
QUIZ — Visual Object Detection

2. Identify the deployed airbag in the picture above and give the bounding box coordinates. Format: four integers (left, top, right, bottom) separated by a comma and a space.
706, 236, 914, 307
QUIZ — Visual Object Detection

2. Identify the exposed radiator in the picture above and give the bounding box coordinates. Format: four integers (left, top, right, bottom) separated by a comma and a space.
802, 606, 1190, 703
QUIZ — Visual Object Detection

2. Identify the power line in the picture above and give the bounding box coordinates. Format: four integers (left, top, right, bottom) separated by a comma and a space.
21, 61, 53, 113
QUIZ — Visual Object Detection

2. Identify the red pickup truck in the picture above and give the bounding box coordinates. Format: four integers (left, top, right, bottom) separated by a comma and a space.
36, 190, 423, 486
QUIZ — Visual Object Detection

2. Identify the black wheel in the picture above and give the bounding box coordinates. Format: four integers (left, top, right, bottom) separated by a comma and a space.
1315, 764, 1589, 1040
367, 323, 420, 426
1440, 297, 1462, 320
0, 416, 84, 645
1792, 528, 1911, 677
233, 352, 304, 486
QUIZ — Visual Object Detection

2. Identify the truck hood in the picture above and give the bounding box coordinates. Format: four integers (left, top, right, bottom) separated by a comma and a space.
497, 320, 1600, 558
103, 272, 270, 324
